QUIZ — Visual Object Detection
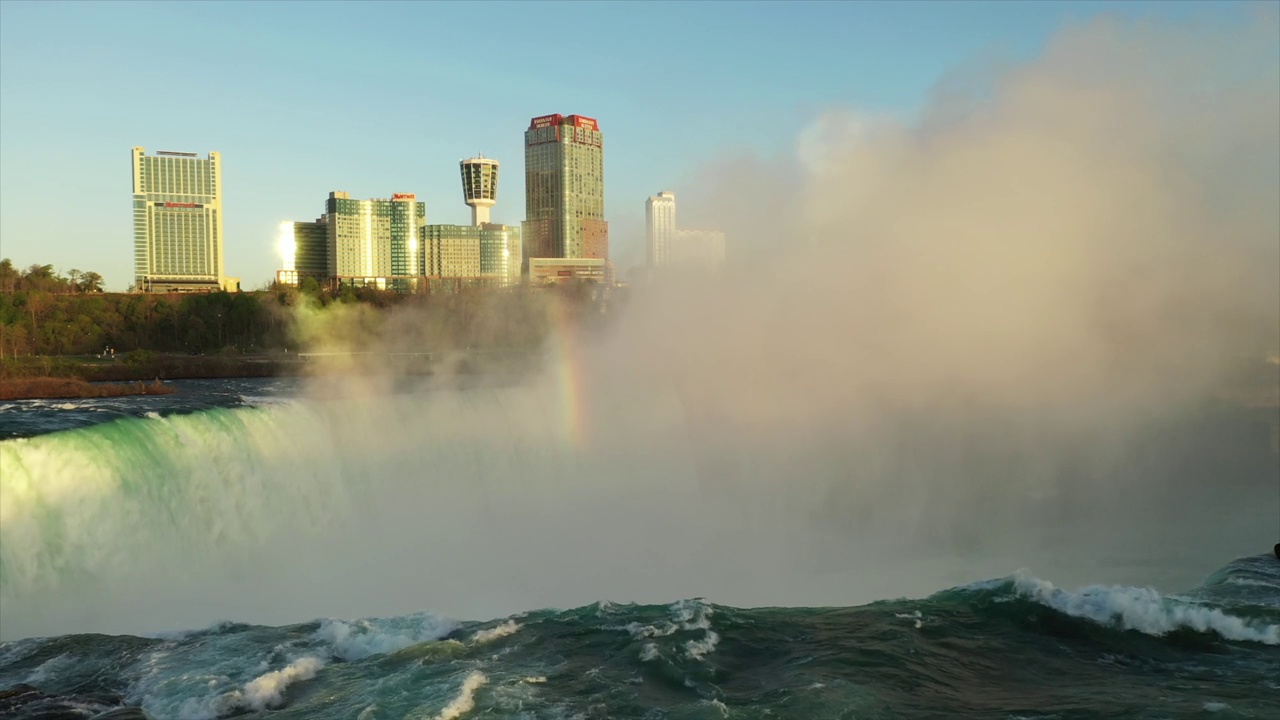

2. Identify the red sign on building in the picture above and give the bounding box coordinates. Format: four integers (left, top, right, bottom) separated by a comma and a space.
163, 202, 199, 208
567, 115, 598, 131
530, 114, 563, 129
391, 193, 416, 201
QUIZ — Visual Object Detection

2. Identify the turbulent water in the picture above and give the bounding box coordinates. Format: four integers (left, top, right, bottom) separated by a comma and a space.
0, 556, 1277, 719
2, 378, 1278, 717
0, 378, 305, 440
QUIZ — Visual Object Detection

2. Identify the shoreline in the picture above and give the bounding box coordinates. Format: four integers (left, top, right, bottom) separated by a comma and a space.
0, 377, 175, 401
0, 350, 545, 383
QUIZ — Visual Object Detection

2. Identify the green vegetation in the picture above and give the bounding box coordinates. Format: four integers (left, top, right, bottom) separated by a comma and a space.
0, 258, 622, 380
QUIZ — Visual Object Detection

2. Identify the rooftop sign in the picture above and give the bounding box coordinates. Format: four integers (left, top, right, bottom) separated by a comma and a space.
530, 114, 563, 129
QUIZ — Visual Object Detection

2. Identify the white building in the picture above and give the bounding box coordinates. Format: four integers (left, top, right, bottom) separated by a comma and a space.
131, 147, 229, 292
645, 191, 677, 268
646, 190, 725, 273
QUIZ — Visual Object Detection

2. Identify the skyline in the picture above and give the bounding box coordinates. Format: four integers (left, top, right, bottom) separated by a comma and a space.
0, 0, 1261, 291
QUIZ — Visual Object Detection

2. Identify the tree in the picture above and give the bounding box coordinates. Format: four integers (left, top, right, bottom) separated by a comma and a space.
0, 259, 18, 293
23, 264, 56, 293
79, 271, 104, 293
67, 269, 82, 293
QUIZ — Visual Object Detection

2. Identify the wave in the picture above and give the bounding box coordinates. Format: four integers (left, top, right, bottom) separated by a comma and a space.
1007, 571, 1280, 644
316, 612, 458, 661
469, 620, 520, 645
1, 557, 1276, 719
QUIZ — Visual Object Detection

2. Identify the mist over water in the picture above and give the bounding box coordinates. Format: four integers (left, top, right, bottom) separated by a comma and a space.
2, 12, 1279, 642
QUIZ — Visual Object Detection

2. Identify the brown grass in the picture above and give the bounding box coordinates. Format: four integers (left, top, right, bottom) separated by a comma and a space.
0, 377, 175, 401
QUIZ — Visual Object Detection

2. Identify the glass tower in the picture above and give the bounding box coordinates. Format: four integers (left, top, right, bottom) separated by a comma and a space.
293, 219, 328, 280
522, 114, 607, 264
325, 191, 426, 290
131, 147, 223, 292
423, 224, 522, 288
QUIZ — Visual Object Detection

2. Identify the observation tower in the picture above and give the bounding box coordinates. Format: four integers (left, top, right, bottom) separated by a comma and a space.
460, 155, 499, 226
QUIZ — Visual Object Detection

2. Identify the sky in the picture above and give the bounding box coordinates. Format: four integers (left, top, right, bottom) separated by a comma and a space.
0, 0, 1257, 291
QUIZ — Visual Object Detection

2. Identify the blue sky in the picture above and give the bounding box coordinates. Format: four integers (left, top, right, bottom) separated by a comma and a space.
0, 0, 1253, 290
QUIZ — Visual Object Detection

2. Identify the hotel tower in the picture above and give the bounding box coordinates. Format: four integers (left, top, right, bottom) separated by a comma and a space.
131, 147, 229, 292
522, 113, 609, 282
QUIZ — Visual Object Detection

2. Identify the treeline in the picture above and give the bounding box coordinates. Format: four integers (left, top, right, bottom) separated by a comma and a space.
0, 288, 287, 357
0, 259, 105, 294
0, 258, 617, 360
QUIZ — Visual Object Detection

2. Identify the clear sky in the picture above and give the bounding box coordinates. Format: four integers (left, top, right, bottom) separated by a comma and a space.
0, 0, 1253, 290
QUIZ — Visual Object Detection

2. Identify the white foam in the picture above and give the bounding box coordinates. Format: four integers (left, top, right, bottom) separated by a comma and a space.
617, 621, 678, 638
705, 698, 730, 717
1013, 573, 1280, 645
434, 670, 487, 720
685, 631, 721, 661
639, 643, 660, 662
470, 620, 520, 645
240, 395, 296, 407
1203, 701, 1230, 712
315, 611, 458, 660
239, 655, 325, 710
162, 655, 325, 719
523, 676, 547, 683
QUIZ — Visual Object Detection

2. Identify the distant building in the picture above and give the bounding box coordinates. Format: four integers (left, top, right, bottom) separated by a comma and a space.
523, 114, 608, 271
326, 191, 426, 290
131, 147, 231, 292
673, 229, 726, 271
293, 218, 328, 280
418, 153, 522, 290
460, 156, 499, 226
646, 191, 677, 268
275, 218, 327, 287
644, 190, 726, 275
424, 223, 521, 289
528, 257, 611, 284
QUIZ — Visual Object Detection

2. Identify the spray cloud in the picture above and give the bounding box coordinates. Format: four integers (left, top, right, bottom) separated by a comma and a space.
2, 12, 1277, 639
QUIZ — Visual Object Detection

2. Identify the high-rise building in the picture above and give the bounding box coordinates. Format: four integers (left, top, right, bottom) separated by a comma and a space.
644, 190, 727, 275
131, 147, 230, 292
646, 191, 677, 268
423, 224, 522, 289
293, 219, 328, 280
460, 156, 499, 226
523, 114, 607, 267
326, 191, 426, 290
275, 218, 328, 286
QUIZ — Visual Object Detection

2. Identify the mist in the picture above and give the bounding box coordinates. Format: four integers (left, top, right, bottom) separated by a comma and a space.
606, 11, 1277, 544
288, 10, 1279, 620
3, 12, 1278, 640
